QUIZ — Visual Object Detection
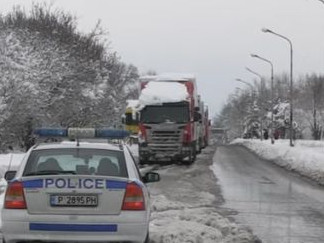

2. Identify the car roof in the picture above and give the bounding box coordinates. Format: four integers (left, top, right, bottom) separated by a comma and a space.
31, 141, 123, 151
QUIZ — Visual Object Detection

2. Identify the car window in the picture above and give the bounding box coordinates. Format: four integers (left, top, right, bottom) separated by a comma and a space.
23, 148, 128, 178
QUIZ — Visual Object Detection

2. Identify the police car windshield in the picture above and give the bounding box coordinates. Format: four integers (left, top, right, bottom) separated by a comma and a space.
23, 148, 128, 178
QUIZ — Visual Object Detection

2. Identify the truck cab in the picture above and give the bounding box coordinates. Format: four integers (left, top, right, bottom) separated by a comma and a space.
137, 74, 200, 165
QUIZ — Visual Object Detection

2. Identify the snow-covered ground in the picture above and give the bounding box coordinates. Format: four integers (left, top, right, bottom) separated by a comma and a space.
231, 139, 324, 186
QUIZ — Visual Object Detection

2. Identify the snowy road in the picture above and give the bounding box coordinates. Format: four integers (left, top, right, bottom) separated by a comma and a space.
212, 145, 324, 243
148, 146, 258, 242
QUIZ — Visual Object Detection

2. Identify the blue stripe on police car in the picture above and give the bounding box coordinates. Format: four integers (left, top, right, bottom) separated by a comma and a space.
23, 179, 126, 189
30, 223, 118, 232
23, 179, 43, 188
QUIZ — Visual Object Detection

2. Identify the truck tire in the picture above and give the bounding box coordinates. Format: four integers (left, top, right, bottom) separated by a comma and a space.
197, 138, 202, 154
184, 144, 196, 165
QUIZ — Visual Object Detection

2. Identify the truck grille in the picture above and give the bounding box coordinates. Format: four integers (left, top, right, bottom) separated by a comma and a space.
150, 130, 182, 153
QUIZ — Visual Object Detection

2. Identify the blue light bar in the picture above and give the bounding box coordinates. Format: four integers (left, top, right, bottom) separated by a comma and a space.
34, 128, 67, 137
33, 128, 130, 139
96, 129, 130, 139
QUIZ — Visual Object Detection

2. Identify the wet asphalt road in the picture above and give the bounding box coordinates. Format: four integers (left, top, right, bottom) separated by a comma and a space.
213, 145, 324, 243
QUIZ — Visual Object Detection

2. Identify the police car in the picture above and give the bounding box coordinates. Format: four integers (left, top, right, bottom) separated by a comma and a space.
2, 128, 160, 243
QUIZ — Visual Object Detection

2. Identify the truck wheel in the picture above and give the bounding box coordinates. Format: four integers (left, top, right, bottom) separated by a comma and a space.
197, 138, 202, 154
184, 144, 196, 165
192, 144, 197, 162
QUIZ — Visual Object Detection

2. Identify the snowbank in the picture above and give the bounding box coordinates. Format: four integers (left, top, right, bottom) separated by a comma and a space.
149, 194, 255, 243
231, 139, 324, 185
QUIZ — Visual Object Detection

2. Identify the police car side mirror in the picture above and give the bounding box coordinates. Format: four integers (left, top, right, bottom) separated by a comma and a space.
142, 172, 160, 183
4, 170, 16, 181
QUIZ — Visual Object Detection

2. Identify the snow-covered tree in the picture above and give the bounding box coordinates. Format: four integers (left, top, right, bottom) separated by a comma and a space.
0, 4, 139, 151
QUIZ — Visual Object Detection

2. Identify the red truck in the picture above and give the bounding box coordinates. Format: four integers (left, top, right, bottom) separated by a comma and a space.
196, 96, 211, 153
138, 74, 200, 164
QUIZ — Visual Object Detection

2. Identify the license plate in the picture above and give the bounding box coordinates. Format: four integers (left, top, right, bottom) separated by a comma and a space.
50, 194, 98, 207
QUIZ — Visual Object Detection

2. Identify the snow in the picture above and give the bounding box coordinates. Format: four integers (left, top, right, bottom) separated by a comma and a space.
154, 73, 195, 82
0, 153, 25, 176
140, 73, 195, 82
126, 99, 140, 109
139, 81, 189, 107
231, 139, 324, 185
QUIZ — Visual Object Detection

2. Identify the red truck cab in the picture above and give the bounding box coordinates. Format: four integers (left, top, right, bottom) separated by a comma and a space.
137, 74, 200, 164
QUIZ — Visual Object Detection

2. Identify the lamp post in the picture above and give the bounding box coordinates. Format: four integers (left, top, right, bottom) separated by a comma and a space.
246, 67, 262, 81
250, 54, 275, 144
262, 28, 294, 147
235, 78, 254, 91
246, 67, 264, 141
245, 67, 263, 103
245, 67, 263, 102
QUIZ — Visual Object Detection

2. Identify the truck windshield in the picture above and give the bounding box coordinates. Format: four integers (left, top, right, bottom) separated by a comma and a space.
140, 103, 190, 123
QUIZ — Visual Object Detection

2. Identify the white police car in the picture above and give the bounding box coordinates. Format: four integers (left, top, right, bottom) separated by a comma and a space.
2, 128, 160, 243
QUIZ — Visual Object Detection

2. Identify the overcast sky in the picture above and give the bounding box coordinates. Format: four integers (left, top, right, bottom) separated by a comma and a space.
2, 0, 324, 117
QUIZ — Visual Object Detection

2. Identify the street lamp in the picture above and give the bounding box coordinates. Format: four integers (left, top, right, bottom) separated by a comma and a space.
250, 53, 275, 144
262, 28, 294, 147
246, 67, 262, 81
246, 67, 264, 141
245, 67, 263, 105
235, 78, 253, 89
235, 78, 255, 100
